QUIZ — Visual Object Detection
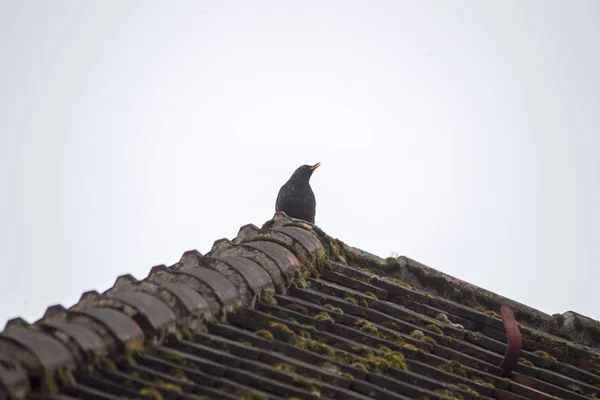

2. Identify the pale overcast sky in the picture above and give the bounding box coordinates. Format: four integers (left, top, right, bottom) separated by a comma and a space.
1, 1, 599, 325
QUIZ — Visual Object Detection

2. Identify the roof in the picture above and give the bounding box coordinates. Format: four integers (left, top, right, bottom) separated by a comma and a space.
1, 212, 600, 400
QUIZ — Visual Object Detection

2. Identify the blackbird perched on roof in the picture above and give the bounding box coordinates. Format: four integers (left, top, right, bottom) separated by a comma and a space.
275, 163, 320, 224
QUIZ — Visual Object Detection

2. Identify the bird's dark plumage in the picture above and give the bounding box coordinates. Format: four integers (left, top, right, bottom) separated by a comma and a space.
275, 163, 320, 224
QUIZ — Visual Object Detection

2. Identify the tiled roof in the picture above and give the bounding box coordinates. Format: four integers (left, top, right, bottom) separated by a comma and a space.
2, 212, 600, 400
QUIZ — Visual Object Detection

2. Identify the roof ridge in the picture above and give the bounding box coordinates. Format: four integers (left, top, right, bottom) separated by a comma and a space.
385, 256, 600, 354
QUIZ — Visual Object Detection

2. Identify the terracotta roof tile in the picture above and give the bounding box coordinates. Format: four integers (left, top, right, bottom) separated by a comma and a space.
1, 213, 599, 399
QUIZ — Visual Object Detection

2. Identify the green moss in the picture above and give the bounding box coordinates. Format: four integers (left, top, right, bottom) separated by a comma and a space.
473, 378, 494, 389
295, 245, 334, 281
311, 227, 347, 264
285, 303, 309, 314
473, 305, 500, 319
436, 313, 450, 323
321, 361, 351, 379
140, 388, 163, 400
350, 362, 369, 372
283, 221, 313, 230
171, 369, 194, 384
159, 350, 187, 366
377, 344, 392, 353
156, 381, 182, 392
324, 304, 343, 313
425, 324, 443, 335
347, 347, 400, 374
119, 339, 147, 367
291, 270, 309, 288
256, 330, 274, 340
552, 313, 565, 328
296, 380, 321, 397
519, 357, 534, 366
305, 339, 334, 357
382, 320, 399, 330
344, 296, 358, 305
383, 257, 402, 273
439, 360, 467, 378
233, 300, 244, 312
360, 298, 370, 308
355, 319, 379, 336
299, 254, 321, 280
434, 389, 464, 400
401, 343, 418, 351
457, 384, 479, 398
204, 315, 220, 325
345, 251, 383, 271
314, 312, 335, 324
386, 330, 407, 345
316, 247, 333, 270
380, 348, 408, 370
385, 276, 413, 289
365, 291, 378, 300
300, 323, 316, 332
340, 371, 355, 380
259, 290, 278, 306
321, 337, 411, 375
234, 388, 268, 400
525, 331, 577, 361
268, 322, 298, 342
411, 330, 425, 339
56, 367, 76, 387
421, 336, 437, 346
275, 363, 296, 373
534, 350, 558, 365
362, 355, 388, 374
262, 219, 276, 229
407, 265, 453, 298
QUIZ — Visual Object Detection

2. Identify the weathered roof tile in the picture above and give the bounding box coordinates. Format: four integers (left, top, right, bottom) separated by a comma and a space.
40, 320, 107, 361
70, 307, 143, 351
106, 290, 177, 332
0, 329, 75, 393
208, 241, 299, 292
205, 256, 274, 299
0, 355, 29, 399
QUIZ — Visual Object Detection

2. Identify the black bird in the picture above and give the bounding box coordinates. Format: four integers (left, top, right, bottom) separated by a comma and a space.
275, 163, 321, 224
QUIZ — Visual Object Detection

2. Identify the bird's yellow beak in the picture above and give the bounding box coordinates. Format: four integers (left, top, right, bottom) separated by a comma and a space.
309, 162, 321, 171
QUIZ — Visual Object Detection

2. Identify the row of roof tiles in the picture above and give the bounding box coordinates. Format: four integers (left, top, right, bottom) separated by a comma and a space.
1, 212, 599, 400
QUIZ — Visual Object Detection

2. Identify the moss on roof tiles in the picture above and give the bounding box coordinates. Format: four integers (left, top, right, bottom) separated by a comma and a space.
439, 360, 468, 378
6, 215, 600, 400
255, 330, 275, 341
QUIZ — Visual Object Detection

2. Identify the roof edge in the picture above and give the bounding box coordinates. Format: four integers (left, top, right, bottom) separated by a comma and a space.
388, 255, 600, 354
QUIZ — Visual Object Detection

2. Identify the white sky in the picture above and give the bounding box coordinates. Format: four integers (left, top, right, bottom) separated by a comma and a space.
1, 1, 599, 325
